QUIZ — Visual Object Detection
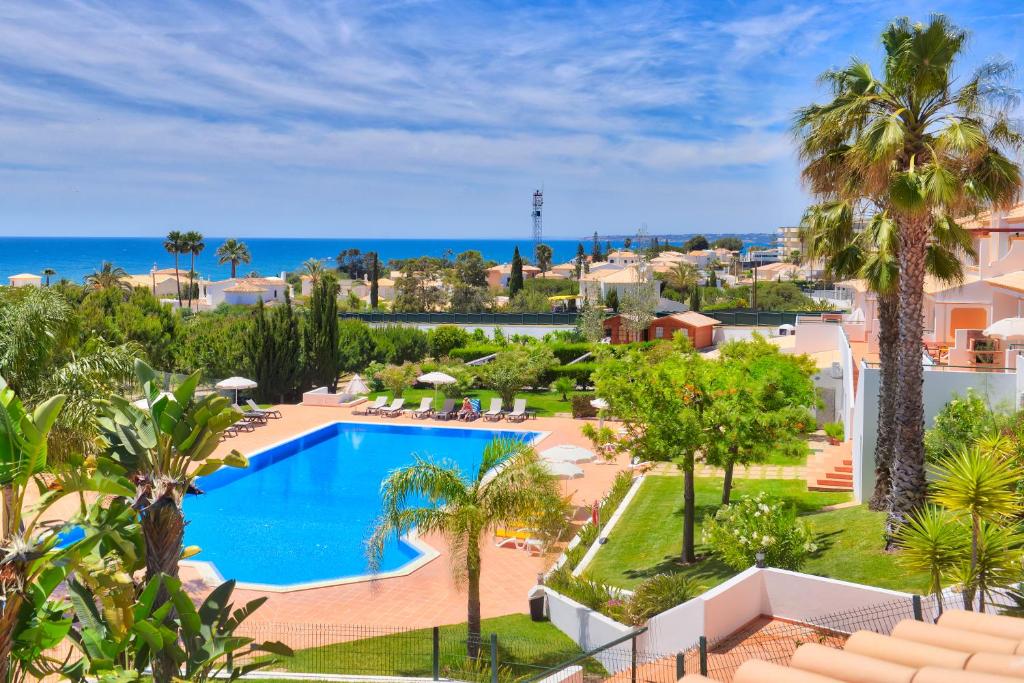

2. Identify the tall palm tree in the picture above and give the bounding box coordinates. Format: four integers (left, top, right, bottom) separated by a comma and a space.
84, 262, 132, 295
215, 238, 251, 279
534, 243, 553, 274
163, 230, 186, 305
794, 15, 1022, 530
41, 267, 56, 286
302, 258, 325, 285
368, 438, 559, 657
183, 231, 205, 310
664, 262, 698, 295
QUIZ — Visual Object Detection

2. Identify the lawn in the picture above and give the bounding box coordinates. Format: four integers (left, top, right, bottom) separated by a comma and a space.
586, 476, 850, 590
281, 614, 604, 678
373, 387, 572, 417
585, 475, 929, 593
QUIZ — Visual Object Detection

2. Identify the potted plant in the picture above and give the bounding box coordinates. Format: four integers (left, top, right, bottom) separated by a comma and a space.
824, 421, 844, 445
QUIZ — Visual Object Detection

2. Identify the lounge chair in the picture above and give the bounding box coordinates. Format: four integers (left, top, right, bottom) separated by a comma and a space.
356, 396, 388, 415
434, 398, 457, 420
246, 399, 281, 419
482, 398, 503, 421
407, 397, 433, 419
493, 526, 541, 553
233, 403, 267, 424
506, 398, 529, 423
378, 398, 405, 417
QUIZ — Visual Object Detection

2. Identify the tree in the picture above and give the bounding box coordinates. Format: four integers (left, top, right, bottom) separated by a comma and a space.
96, 361, 245, 682
619, 264, 657, 338
182, 231, 204, 311
551, 376, 575, 401
604, 288, 619, 312
509, 247, 524, 297
594, 337, 708, 562
576, 302, 607, 342
163, 230, 186, 304
427, 325, 470, 358
216, 238, 251, 279
449, 251, 490, 312
896, 506, 966, 614
84, 262, 132, 295
704, 336, 817, 504
575, 243, 586, 278
664, 262, 698, 295
534, 243, 553, 274
41, 267, 56, 286
303, 274, 341, 391
591, 232, 602, 261
302, 258, 326, 285
682, 235, 709, 252
368, 251, 380, 309
795, 15, 1022, 531
374, 362, 419, 398
712, 237, 743, 251
369, 438, 559, 656
477, 345, 556, 406
78, 287, 181, 369
337, 248, 367, 278
247, 293, 301, 403
338, 319, 375, 372
688, 286, 701, 312
393, 258, 447, 312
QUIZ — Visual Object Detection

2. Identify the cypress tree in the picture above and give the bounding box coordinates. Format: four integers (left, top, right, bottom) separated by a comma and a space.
304, 274, 340, 392
369, 251, 379, 309
509, 247, 524, 296
247, 297, 273, 401
574, 242, 585, 278
689, 285, 701, 312
591, 231, 601, 261
247, 292, 302, 403
605, 288, 619, 312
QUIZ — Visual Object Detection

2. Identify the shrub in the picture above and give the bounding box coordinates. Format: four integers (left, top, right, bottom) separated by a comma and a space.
823, 422, 844, 442
551, 376, 576, 401
370, 325, 428, 364
477, 345, 557, 406
364, 361, 386, 391
545, 567, 616, 612
427, 325, 470, 358
702, 492, 816, 571
548, 342, 594, 364
924, 389, 1000, 463
374, 362, 420, 398
540, 363, 596, 387
337, 319, 375, 372
448, 345, 501, 362
571, 393, 598, 418
627, 574, 704, 625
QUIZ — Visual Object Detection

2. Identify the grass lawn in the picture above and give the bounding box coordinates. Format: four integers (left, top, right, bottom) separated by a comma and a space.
282, 614, 604, 678
585, 476, 849, 590
374, 387, 572, 417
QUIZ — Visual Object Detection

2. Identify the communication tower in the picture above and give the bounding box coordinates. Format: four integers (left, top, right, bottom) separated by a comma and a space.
532, 189, 543, 247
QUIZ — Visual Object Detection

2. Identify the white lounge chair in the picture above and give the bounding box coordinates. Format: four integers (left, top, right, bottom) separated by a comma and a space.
506, 398, 529, 423
482, 398, 503, 421
357, 396, 388, 415
407, 397, 433, 419
379, 398, 405, 417
246, 399, 281, 418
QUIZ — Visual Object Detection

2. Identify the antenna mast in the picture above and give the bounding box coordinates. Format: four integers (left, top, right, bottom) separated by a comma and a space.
532, 189, 543, 248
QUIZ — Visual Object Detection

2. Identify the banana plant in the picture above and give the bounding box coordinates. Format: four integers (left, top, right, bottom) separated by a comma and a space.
1, 376, 136, 683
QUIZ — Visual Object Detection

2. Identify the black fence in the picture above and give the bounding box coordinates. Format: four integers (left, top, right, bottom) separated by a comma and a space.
339, 311, 580, 325
704, 309, 824, 327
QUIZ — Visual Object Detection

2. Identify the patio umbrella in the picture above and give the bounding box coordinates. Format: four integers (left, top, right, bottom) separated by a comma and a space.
984, 317, 1024, 339
541, 444, 596, 463
540, 460, 584, 479
344, 374, 370, 396
417, 371, 457, 406
590, 397, 609, 429
216, 376, 258, 404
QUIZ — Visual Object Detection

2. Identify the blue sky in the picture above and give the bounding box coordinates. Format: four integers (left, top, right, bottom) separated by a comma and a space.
0, 0, 1022, 239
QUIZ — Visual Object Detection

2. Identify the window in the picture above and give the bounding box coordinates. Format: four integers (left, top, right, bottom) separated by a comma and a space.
655, 327, 664, 338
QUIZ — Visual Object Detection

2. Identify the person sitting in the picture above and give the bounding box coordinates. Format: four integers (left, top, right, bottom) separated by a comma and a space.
457, 397, 475, 421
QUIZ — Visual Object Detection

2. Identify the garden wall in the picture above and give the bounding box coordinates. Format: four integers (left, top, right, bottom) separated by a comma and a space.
543, 588, 633, 671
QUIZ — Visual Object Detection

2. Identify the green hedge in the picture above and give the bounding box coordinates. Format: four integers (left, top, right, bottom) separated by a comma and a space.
570, 393, 599, 418
540, 363, 597, 387
548, 342, 594, 364
447, 345, 501, 362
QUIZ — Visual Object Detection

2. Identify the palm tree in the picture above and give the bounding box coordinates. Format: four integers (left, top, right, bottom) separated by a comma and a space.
164, 230, 186, 305
794, 15, 1022, 530
215, 239, 251, 279
41, 267, 56, 286
302, 258, 325, 285
183, 231, 205, 310
895, 505, 966, 614
84, 262, 132, 295
369, 438, 559, 656
664, 262, 698, 295
534, 243, 553, 274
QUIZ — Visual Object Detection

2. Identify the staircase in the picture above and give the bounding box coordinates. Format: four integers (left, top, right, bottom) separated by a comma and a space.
805, 437, 853, 492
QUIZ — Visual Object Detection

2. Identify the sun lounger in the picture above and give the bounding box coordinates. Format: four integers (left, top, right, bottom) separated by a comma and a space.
233, 403, 267, 424
379, 398, 405, 417
356, 396, 388, 415
482, 398, 503, 421
493, 527, 542, 554
506, 398, 529, 423
434, 398, 457, 420
407, 397, 433, 418
246, 399, 281, 418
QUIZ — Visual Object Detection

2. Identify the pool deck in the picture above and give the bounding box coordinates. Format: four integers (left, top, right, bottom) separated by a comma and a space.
173, 403, 631, 628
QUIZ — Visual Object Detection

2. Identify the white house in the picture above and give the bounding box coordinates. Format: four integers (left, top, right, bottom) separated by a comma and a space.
606, 250, 640, 266
205, 275, 291, 306
7, 273, 42, 287
579, 264, 660, 305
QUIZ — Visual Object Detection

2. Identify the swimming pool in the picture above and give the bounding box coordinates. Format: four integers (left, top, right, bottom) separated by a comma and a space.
183, 421, 544, 589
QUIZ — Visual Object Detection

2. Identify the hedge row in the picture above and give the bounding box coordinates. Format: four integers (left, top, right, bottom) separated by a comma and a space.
538, 363, 597, 387
447, 345, 502, 362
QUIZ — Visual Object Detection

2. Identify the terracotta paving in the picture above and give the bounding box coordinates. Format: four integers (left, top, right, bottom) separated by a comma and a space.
166, 403, 632, 628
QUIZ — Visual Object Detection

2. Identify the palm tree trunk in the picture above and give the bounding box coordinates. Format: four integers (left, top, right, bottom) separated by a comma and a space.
887, 218, 929, 544
466, 548, 482, 659
143, 497, 185, 683
721, 458, 735, 506
682, 464, 696, 563
0, 601, 21, 683
231, 260, 237, 279
869, 293, 899, 511
173, 253, 182, 305
188, 254, 195, 311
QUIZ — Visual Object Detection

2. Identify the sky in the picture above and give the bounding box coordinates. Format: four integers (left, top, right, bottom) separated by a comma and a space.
0, 0, 1022, 239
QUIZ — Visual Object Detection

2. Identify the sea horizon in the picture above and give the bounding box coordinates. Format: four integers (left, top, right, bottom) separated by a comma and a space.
0, 234, 774, 284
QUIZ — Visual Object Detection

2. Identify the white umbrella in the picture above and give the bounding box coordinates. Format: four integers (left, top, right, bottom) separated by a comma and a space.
216, 376, 258, 404
541, 444, 596, 463
132, 392, 174, 410
540, 460, 584, 479
984, 318, 1024, 339
591, 397, 610, 429
417, 371, 457, 406
344, 374, 370, 395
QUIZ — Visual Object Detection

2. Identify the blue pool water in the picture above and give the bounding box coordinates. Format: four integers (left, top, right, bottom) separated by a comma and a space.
184, 422, 541, 586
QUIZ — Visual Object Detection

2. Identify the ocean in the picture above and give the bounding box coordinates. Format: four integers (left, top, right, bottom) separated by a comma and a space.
0, 235, 774, 283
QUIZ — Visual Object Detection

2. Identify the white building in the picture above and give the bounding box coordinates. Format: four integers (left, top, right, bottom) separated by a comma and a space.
7, 273, 42, 287
606, 250, 641, 267
205, 275, 292, 306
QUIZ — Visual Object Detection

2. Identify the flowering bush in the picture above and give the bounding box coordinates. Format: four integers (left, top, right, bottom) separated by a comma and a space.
702, 492, 816, 571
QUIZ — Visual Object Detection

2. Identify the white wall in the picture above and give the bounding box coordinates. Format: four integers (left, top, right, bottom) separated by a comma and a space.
543, 588, 633, 671
760, 569, 912, 631
852, 363, 1018, 502
369, 323, 573, 339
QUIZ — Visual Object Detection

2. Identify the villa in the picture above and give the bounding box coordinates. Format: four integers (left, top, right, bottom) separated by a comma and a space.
486, 262, 542, 288
7, 272, 41, 287
603, 310, 719, 347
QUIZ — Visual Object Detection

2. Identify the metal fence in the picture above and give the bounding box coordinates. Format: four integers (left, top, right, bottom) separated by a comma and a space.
703, 309, 823, 327
339, 311, 580, 325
